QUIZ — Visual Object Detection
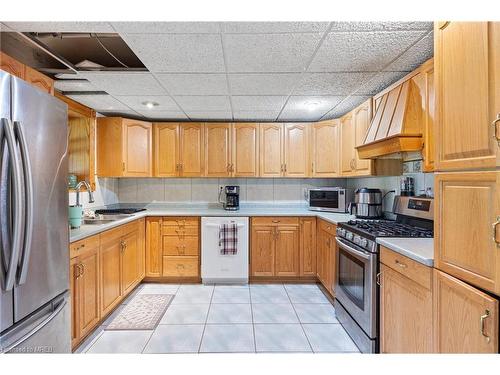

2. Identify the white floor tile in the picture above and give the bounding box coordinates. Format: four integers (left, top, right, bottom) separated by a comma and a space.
74, 326, 105, 353
254, 324, 311, 352
172, 285, 214, 304
200, 324, 255, 353
143, 325, 204, 353
284, 284, 320, 292
303, 324, 359, 353
207, 304, 252, 324
286, 289, 330, 304
294, 304, 339, 323
252, 304, 299, 323
139, 284, 180, 295
86, 330, 152, 353
212, 286, 251, 303
250, 285, 290, 304
160, 304, 210, 324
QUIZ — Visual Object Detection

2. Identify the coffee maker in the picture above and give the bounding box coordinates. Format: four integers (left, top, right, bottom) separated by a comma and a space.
219, 186, 240, 211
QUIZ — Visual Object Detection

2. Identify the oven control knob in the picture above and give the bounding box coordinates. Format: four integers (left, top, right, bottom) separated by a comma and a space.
360, 238, 368, 248
346, 232, 353, 241
337, 228, 345, 237
353, 235, 361, 245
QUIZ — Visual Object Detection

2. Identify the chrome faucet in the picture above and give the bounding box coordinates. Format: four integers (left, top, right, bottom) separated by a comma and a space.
75, 181, 95, 206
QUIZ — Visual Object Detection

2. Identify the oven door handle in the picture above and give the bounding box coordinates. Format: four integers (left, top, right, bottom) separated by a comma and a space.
335, 237, 372, 261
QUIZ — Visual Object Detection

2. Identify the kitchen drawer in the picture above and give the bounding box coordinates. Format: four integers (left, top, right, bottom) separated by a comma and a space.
162, 256, 199, 277
70, 235, 100, 258
251, 217, 299, 226
380, 246, 432, 290
318, 219, 336, 236
162, 217, 199, 227
163, 236, 199, 256
162, 226, 199, 236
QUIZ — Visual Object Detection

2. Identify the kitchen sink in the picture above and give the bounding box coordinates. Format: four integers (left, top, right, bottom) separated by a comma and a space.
82, 219, 116, 225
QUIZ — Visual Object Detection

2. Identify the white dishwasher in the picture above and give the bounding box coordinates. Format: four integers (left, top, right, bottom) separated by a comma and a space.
201, 217, 249, 284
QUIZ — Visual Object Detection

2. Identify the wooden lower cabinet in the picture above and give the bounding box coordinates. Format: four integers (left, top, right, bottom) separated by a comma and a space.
316, 219, 336, 295
121, 224, 143, 295
250, 217, 302, 278
70, 237, 101, 349
300, 218, 316, 276
379, 248, 433, 353
433, 269, 499, 353
99, 228, 123, 317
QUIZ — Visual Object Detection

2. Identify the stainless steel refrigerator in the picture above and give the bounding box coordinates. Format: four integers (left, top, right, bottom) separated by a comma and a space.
0, 70, 70, 353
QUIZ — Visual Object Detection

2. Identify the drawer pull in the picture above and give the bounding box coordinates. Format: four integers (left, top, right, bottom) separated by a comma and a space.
176, 264, 185, 269
492, 216, 500, 246
395, 259, 407, 268
272, 220, 280, 223
480, 310, 491, 343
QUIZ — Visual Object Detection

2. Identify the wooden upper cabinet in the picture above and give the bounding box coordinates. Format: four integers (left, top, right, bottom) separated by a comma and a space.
380, 263, 433, 353
123, 119, 153, 177
311, 120, 339, 177
97, 117, 152, 177
434, 269, 499, 353
435, 171, 500, 295
0, 51, 24, 78
24, 65, 54, 95
353, 100, 373, 175
154, 123, 179, 177
340, 113, 355, 175
283, 123, 310, 177
232, 123, 259, 177
260, 123, 283, 177
204, 123, 231, 177
435, 21, 499, 171
180, 123, 204, 177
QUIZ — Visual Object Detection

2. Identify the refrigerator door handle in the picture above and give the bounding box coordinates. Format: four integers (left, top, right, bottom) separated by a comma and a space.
1, 297, 67, 353
14, 121, 33, 285
0, 118, 24, 291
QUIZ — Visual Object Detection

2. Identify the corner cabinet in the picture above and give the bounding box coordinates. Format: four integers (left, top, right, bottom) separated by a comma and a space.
434, 269, 499, 353
434, 21, 500, 171
97, 117, 152, 177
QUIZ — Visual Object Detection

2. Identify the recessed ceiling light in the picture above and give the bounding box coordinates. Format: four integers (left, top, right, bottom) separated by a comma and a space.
142, 101, 159, 109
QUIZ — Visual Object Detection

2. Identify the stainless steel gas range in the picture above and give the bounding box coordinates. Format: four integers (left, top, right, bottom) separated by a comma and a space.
334, 195, 434, 353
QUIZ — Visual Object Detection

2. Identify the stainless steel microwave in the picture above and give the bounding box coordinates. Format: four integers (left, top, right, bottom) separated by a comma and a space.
308, 188, 351, 213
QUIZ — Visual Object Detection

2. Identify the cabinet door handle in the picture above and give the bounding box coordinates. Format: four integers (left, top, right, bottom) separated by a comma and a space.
492, 114, 500, 144
480, 310, 491, 343
493, 216, 500, 246
395, 259, 407, 268
81, 263, 85, 276
376, 272, 381, 286
438, 21, 450, 30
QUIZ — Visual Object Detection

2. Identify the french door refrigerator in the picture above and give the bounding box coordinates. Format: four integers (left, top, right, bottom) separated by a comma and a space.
0, 71, 70, 353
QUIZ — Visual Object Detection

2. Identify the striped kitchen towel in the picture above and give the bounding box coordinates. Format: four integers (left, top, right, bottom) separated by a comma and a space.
219, 222, 238, 255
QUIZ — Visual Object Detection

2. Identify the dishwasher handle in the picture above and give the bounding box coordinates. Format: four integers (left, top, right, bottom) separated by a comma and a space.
204, 223, 246, 228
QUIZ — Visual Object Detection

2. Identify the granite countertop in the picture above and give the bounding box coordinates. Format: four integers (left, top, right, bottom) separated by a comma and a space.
376, 237, 434, 267
70, 203, 354, 243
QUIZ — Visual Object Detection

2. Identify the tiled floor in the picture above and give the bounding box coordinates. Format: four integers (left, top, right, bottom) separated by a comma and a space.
76, 283, 360, 354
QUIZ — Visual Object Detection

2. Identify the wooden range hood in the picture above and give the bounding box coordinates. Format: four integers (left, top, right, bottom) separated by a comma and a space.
356, 59, 433, 159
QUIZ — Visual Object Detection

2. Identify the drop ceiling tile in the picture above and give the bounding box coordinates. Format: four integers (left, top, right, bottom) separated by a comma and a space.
228, 73, 300, 95
233, 111, 280, 121
308, 31, 426, 72
54, 80, 99, 92
186, 111, 233, 121
293, 72, 375, 95
175, 96, 231, 112
112, 22, 221, 34
355, 71, 409, 95
284, 95, 344, 112
220, 22, 330, 34
322, 96, 372, 119
3, 22, 114, 33
231, 96, 287, 111
156, 74, 228, 95
121, 34, 225, 73
277, 111, 324, 122
135, 110, 188, 120
114, 95, 180, 111
223, 33, 323, 73
67, 94, 130, 112
329, 22, 433, 32
384, 32, 433, 72
78, 72, 167, 96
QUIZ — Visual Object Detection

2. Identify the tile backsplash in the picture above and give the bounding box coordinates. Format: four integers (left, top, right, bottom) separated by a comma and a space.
118, 178, 347, 204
